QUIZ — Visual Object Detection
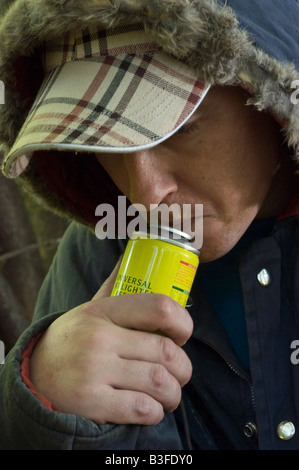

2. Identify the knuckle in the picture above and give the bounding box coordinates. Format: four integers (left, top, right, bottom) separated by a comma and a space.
81, 300, 99, 317
72, 380, 95, 405
152, 294, 175, 321
150, 364, 169, 389
134, 394, 153, 418
159, 337, 193, 385
161, 336, 177, 363
81, 298, 110, 321
133, 394, 164, 425
75, 325, 116, 362
83, 325, 110, 351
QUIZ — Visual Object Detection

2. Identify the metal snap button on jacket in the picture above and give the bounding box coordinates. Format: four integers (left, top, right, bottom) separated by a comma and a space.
244, 422, 258, 438
257, 269, 271, 286
277, 421, 296, 440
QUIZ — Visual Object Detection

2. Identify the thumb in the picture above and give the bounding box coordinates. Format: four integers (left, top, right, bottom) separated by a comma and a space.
92, 256, 122, 300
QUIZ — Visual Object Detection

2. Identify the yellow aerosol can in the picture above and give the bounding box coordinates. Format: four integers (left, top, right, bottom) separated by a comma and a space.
111, 226, 200, 307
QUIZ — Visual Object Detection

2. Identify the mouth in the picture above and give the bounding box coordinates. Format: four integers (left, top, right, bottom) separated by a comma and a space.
131, 204, 204, 249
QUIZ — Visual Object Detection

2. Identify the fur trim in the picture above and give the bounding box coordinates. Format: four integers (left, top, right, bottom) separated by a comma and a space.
0, 0, 298, 222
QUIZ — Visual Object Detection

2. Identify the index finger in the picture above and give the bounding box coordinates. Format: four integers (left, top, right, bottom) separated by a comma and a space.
86, 293, 193, 346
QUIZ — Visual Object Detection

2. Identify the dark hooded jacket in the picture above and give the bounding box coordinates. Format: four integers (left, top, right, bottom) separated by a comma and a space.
0, 0, 299, 450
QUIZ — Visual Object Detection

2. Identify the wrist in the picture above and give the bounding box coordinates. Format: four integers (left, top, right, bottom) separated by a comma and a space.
20, 333, 56, 411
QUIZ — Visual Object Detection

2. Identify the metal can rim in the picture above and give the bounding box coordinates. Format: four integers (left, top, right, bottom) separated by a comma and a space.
131, 229, 200, 257
148, 224, 193, 241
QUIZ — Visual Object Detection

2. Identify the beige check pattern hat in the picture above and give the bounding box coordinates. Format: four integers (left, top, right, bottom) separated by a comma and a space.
3, 23, 210, 178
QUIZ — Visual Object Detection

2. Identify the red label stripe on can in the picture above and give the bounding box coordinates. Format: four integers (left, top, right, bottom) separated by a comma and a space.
180, 260, 197, 270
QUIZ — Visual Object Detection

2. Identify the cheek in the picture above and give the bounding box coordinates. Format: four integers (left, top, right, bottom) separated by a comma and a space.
202, 139, 274, 211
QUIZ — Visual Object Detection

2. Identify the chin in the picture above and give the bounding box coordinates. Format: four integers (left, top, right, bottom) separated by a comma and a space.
198, 220, 252, 263
198, 251, 225, 263
198, 240, 239, 263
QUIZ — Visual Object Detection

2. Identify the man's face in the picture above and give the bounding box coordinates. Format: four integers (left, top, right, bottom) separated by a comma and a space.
96, 86, 289, 262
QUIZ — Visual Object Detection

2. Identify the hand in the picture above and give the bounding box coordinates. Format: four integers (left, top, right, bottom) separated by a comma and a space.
29, 261, 194, 425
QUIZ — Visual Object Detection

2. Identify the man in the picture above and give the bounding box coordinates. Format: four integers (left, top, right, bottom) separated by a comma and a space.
0, 0, 299, 450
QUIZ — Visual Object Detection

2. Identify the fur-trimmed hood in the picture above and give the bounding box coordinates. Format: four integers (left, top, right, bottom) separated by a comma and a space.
0, 0, 298, 227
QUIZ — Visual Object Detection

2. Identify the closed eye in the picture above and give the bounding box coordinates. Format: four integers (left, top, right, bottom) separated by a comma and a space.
175, 120, 200, 136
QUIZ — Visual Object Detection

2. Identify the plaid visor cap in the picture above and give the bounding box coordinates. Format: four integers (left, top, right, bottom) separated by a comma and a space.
3, 23, 210, 178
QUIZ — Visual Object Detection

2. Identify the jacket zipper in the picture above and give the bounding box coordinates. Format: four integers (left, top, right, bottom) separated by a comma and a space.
225, 359, 256, 410
199, 337, 256, 410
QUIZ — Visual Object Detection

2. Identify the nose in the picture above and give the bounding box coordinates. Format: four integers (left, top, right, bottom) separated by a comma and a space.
124, 149, 178, 210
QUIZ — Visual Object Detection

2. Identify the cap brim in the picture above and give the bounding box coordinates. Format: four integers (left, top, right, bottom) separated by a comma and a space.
3, 51, 210, 178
